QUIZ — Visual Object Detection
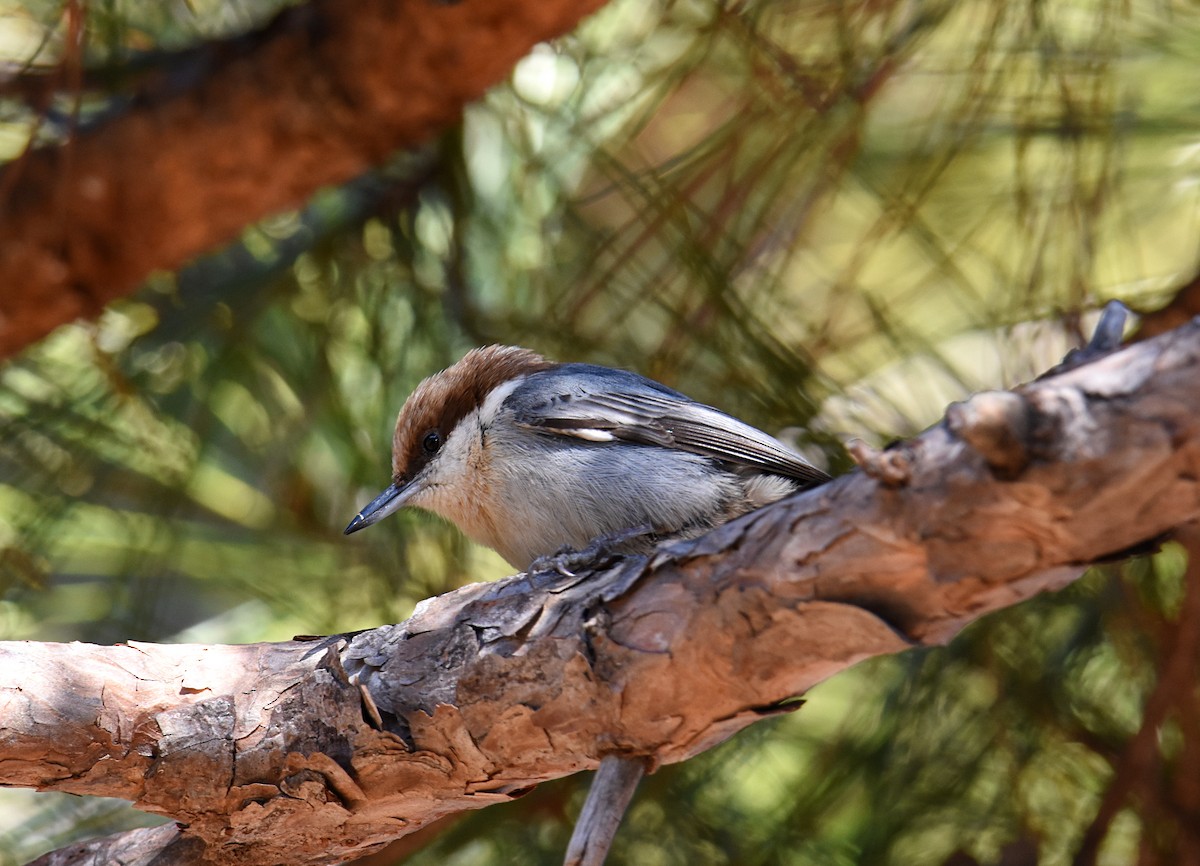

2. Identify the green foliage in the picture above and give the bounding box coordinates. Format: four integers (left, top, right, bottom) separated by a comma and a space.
1, 0, 1199, 862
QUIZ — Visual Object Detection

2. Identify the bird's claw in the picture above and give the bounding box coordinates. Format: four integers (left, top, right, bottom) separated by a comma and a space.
528, 524, 657, 578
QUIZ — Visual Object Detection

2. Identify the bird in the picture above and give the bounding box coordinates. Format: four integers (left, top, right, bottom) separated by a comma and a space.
343, 344, 830, 866
344, 344, 830, 568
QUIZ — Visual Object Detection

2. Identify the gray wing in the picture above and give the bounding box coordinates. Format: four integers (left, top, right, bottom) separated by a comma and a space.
507, 366, 830, 487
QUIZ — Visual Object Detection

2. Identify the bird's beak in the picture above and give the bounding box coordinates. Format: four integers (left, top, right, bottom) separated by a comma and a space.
344, 480, 417, 535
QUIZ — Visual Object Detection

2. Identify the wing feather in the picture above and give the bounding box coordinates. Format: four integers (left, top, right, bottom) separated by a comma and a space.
506, 366, 830, 487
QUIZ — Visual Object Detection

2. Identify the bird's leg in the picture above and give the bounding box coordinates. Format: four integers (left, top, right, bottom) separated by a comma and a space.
529, 524, 657, 577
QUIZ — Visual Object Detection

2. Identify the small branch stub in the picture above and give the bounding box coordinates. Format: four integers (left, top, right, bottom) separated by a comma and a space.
849, 438, 912, 484
846, 439, 914, 486
945, 391, 1033, 477
1045, 300, 1131, 376
563, 755, 647, 866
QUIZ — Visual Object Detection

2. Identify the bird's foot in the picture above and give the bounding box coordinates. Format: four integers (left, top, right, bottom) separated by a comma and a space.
529, 524, 657, 578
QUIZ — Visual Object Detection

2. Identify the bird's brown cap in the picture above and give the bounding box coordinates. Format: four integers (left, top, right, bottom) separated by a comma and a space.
391, 345, 554, 483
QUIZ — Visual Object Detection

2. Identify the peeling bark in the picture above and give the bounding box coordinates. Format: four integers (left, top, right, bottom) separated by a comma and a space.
0, 0, 607, 357
7, 318, 1200, 865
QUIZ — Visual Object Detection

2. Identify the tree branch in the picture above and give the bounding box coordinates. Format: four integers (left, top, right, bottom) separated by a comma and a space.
9, 316, 1200, 865
0, 0, 607, 357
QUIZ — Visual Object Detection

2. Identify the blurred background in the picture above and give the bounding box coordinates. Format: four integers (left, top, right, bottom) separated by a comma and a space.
1, 0, 1199, 863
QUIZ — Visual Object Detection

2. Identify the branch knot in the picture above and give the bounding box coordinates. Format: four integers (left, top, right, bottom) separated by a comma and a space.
945, 391, 1033, 477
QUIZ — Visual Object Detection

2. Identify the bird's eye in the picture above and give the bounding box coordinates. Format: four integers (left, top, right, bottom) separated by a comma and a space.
422, 431, 443, 455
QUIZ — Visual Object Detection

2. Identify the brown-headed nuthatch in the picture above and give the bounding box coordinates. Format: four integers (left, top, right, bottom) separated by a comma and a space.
345, 345, 829, 567
344, 345, 831, 866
